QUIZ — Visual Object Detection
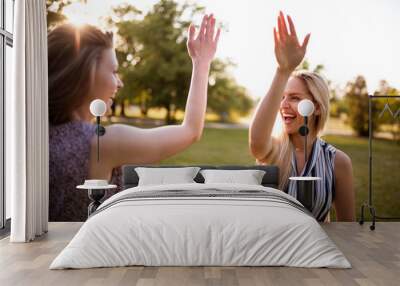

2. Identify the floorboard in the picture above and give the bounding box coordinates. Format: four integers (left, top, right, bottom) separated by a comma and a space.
0, 222, 399, 286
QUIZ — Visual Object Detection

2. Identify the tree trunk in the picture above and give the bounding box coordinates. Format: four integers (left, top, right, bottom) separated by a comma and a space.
140, 106, 148, 117
165, 104, 176, 124
165, 104, 171, 124
110, 101, 116, 117
120, 102, 126, 117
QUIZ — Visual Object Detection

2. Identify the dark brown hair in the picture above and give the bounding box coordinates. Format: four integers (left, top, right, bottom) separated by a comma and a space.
48, 24, 113, 125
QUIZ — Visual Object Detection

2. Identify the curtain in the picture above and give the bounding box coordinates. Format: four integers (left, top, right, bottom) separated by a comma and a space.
7, 0, 49, 242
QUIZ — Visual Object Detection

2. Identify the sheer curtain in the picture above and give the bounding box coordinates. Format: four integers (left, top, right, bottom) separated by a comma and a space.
6, 0, 48, 242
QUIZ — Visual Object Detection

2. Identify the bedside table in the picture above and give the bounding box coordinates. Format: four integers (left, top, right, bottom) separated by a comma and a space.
76, 184, 117, 217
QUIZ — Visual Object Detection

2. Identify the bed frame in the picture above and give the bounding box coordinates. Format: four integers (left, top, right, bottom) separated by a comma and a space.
122, 165, 279, 189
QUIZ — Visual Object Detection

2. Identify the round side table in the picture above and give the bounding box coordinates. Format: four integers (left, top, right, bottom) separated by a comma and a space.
76, 184, 117, 218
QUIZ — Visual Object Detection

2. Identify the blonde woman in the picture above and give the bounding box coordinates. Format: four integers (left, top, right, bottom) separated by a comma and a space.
249, 12, 355, 222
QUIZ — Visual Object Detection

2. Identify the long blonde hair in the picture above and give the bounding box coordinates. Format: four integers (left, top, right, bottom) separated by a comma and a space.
272, 71, 330, 190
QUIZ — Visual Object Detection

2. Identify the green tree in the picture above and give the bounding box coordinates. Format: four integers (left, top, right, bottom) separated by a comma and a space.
108, 1, 196, 123
208, 60, 253, 121
108, 0, 253, 123
297, 59, 324, 74
344, 76, 374, 137
373, 80, 400, 141
329, 90, 348, 118
46, 0, 85, 29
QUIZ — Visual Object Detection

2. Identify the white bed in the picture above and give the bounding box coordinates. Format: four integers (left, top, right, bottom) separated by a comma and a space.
50, 183, 351, 269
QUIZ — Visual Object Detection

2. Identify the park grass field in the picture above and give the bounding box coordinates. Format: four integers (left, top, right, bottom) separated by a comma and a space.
160, 128, 400, 221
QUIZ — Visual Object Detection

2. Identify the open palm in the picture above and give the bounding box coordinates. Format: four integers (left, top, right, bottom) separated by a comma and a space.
187, 14, 221, 65
274, 11, 310, 72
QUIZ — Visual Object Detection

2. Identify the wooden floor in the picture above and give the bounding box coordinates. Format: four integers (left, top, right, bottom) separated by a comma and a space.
0, 222, 399, 286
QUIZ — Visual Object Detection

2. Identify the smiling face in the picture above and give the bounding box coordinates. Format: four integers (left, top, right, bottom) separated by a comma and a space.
88, 48, 123, 110
280, 76, 320, 135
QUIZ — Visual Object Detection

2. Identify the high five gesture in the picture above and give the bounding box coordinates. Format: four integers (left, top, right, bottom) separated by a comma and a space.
187, 14, 221, 65
274, 11, 310, 73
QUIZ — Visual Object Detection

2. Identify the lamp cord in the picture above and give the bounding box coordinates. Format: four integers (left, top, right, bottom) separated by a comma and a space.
97, 131, 100, 162
97, 116, 100, 162
304, 116, 308, 168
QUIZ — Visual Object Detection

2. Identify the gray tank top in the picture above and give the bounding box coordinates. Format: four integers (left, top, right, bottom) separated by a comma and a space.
49, 121, 121, 221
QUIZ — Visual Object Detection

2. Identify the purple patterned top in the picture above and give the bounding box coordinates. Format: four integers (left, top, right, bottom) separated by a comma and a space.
49, 121, 122, 222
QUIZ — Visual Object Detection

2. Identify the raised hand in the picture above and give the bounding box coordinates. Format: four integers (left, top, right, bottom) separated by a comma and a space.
187, 14, 221, 65
273, 11, 310, 73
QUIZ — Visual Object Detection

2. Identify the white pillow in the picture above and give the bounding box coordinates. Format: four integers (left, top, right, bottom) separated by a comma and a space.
135, 167, 200, 186
200, 169, 266, 185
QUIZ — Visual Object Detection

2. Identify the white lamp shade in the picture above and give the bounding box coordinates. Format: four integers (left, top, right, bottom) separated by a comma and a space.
298, 99, 315, 117
89, 99, 107, 117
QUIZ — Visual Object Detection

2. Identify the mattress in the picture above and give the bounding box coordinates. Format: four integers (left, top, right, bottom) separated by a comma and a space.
50, 183, 351, 269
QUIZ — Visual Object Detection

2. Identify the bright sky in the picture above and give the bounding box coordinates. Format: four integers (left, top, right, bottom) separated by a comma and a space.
63, 0, 400, 99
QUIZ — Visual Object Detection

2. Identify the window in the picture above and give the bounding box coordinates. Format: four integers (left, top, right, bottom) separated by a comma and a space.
5, 0, 13, 34
1, 0, 14, 232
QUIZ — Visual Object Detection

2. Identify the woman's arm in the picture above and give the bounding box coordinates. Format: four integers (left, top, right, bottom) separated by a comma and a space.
249, 69, 291, 160
249, 12, 310, 161
333, 150, 356, 221
89, 15, 220, 179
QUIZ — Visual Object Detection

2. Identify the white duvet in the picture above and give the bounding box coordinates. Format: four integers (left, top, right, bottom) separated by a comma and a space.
50, 183, 351, 269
